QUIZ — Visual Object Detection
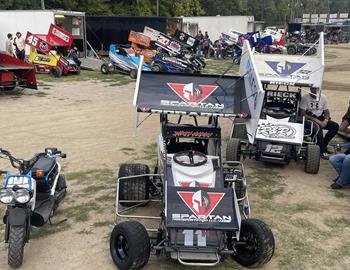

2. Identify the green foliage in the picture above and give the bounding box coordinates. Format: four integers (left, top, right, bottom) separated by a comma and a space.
2, 0, 350, 26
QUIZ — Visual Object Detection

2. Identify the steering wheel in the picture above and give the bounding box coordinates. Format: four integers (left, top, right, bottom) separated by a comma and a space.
173, 151, 208, 167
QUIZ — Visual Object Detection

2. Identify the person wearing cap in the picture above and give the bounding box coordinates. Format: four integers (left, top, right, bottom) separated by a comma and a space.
5, 33, 15, 56
13, 32, 25, 60
300, 87, 339, 159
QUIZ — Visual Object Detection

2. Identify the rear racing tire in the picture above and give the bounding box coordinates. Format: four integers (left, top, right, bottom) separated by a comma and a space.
8, 225, 26, 268
118, 163, 150, 206
75, 67, 81, 75
129, 69, 137, 79
101, 63, 110, 74
151, 64, 162, 72
231, 118, 247, 140
233, 219, 275, 267
110, 221, 150, 270
50, 67, 62, 78
304, 144, 320, 174
287, 46, 296, 55
233, 57, 241, 65
226, 138, 241, 162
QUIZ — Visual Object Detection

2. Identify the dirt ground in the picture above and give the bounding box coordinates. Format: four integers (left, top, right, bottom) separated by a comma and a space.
0, 44, 349, 270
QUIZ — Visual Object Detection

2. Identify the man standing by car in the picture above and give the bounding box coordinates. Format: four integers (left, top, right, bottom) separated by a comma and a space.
13, 32, 25, 60
195, 30, 204, 56
5, 33, 15, 56
300, 87, 339, 159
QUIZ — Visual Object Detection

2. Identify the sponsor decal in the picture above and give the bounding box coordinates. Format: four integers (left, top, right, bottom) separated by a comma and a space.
39, 41, 49, 52
173, 131, 214, 138
51, 28, 70, 42
167, 82, 218, 105
172, 190, 231, 223
265, 61, 306, 76
177, 190, 225, 221
265, 91, 299, 104
257, 122, 296, 139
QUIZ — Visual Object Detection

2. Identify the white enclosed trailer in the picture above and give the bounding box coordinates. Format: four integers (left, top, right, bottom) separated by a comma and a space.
0, 10, 86, 56
182, 16, 256, 41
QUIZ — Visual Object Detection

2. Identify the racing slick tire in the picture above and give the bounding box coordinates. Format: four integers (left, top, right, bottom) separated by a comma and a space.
129, 69, 137, 79
110, 221, 150, 270
101, 63, 110, 74
151, 64, 162, 72
304, 144, 320, 174
233, 57, 241, 65
50, 67, 62, 78
287, 46, 297, 55
226, 138, 241, 161
74, 67, 81, 75
233, 219, 275, 267
3, 83, 16, 91
8, 225, 26, 268
118, 163, 150, 206
231, 118, 247, 140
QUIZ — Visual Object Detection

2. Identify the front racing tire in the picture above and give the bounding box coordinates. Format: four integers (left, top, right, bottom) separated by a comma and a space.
226, 138, 241, 161
110, 221, 150, 270
304, 144, 320, 174
101, 63, 110, 74
129, 69, 137, 79
8, 225, 26, 268
233, 219, 275, 267
50, 67, 62, 77
118, 163, 150, 206
287, 46, 297, 55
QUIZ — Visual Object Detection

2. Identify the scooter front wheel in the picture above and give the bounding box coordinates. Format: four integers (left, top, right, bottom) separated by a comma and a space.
8, 225, 26, 268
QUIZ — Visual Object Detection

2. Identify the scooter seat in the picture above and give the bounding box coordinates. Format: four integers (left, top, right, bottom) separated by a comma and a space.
31, 157, 56, 175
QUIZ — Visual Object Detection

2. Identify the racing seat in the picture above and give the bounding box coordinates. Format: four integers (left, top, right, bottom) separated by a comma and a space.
261, 102, 296, 119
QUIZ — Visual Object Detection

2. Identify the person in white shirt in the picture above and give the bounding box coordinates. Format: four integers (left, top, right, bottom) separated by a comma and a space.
300, 87, 339, 159
13, 32, 25, 60
5, 33, 15, 56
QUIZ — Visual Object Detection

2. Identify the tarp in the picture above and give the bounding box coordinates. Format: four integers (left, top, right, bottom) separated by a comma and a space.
133, 71, 249, 117
252, 32, 324, 87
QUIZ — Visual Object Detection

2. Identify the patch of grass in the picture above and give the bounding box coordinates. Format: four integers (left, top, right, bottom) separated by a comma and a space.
121, 147, 136, 155
92, 221, 112, 227
36, 70, 134, 84
203, 59, 239, 75
65, 202, 102, 222
77, 228, 93, 235
67, 168, 114, 183
80, 184, 108, 194
31, 222, 70, 239
248, 165, 286, 200
325, 52, 337, 60
35, 91, 49, 97
136, 143, 157, 162
324, 217, 350, 230
0, 89, 24, 97
331, 189, 348, 198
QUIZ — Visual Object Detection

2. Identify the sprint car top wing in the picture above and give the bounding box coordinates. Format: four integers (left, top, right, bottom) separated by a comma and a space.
133, 70, 250, 117
246, 32, 324, 88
